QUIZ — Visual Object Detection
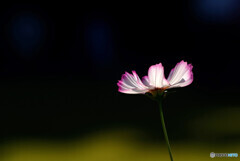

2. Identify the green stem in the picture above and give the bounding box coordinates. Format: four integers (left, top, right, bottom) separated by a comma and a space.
158, 100, 174, 161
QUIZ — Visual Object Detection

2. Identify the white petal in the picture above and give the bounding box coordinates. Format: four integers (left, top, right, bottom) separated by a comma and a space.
142, 76, 151, 87
118, 88, 148, 94
167, 60, 188, 85
118, 71, 150, 94
167, 61, 193, 88
117, 80, 134, 89
148, 63, 169, 88
122, 72, 140, 88
132, 71, 148, 89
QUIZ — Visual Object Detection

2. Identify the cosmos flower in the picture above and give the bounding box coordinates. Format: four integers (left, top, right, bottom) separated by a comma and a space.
117, 60, 193, 94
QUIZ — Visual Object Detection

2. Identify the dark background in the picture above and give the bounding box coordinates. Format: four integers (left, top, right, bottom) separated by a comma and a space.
0, 1, 239, 144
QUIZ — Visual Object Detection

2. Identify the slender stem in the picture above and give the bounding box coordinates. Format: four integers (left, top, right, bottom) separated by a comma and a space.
158, 100, 174, 161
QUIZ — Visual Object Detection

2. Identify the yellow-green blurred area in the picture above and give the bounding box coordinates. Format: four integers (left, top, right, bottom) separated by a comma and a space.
1, 129, 239, 161
1, 105, 240, 161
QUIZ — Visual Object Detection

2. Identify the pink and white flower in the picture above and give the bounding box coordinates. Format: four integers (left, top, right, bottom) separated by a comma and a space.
117, 60, 193, 94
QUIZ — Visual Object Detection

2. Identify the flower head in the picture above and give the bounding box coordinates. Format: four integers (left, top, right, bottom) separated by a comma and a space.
117, 60, 193, 95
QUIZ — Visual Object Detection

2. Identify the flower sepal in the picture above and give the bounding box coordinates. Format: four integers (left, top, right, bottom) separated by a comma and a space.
145, 89, 167, 103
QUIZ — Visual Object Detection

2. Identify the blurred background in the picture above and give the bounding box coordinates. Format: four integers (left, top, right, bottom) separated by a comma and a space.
0, 1, 239, 161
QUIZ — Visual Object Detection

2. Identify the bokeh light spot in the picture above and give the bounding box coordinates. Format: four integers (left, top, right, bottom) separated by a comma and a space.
8, 13, 45, 56
193, 0, 240, 22
85, 20, 113, 65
